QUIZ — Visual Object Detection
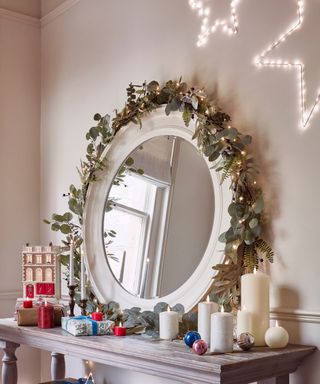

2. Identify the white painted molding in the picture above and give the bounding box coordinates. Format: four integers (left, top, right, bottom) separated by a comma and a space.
41, 0, 81, 27
0, 291, 21, 301
0, 8, 40, 27
271, 308, 320, 324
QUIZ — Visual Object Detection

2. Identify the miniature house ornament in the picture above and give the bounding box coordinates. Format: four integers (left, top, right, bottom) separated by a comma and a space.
22, 244, 60, 300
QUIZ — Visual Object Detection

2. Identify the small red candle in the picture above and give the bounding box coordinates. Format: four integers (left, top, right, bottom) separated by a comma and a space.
114, 322, 126, 336
23, 297, 33, 309
91, 308, 103, 321
38, 300, 54, 329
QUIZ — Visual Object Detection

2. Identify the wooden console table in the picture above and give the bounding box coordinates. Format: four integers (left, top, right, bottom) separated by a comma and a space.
0, 318, 315, 384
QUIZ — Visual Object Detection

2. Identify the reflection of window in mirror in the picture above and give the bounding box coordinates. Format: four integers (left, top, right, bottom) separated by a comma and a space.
105, 173, 169, 296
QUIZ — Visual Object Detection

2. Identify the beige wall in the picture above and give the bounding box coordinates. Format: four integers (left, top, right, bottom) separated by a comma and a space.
0, 0, 319, 382
40, 0, 320, 382
0, 8, 41, 384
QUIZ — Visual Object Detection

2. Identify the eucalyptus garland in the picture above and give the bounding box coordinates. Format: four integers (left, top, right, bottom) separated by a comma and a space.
46, 78, 273, 308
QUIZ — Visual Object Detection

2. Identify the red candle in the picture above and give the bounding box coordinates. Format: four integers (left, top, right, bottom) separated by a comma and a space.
114, 322, 126, 336
23, 297, 33, 308
91, 308, 103, 321
38, 301, 54, 329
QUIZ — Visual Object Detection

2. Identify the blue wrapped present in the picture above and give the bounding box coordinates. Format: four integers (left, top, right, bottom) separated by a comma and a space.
61, 316, 114, 336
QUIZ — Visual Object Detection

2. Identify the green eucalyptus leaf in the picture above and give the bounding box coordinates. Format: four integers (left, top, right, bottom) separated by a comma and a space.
249, 218, 258, 229
125, 157, 134, 166
51, 223, 60, 231
252, 195, 264, 214
51, 214, 64, 222
93, 113, 101, 121
147, 81, 160, 92
243, 135, 252, 145
60, 224, 72, 234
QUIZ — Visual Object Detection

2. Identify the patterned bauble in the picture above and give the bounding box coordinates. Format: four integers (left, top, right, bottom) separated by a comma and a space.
192, 339, 208, 355
184, 331, 201, 348
237, 332, 255, 351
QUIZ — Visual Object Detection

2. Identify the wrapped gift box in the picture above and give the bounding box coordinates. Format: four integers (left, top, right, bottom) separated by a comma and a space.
17, 305, 66, 326
61, 316, 114, 336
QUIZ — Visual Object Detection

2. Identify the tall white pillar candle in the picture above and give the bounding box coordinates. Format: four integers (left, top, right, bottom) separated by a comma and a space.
241, 269, 269, 346
236, 309, 253, 337
198, 296, 219, 345
69, 240, 75, 286
80, 247, 86, 300
159, 307, 179, 340
210, 307, 234, 353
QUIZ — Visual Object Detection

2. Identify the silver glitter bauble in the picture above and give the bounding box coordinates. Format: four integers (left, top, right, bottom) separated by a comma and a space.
237, 332, 255, 351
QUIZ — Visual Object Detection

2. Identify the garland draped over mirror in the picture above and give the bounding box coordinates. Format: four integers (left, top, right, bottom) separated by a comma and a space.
46, 78, 273, 310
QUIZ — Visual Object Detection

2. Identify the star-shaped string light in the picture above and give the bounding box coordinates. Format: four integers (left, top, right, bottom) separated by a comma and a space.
189, 0, 240, 47
255, 0, 320, 130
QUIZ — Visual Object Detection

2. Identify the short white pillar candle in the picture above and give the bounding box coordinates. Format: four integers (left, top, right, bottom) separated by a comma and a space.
210, 306, 234, 353
198, 296, 219, 345
265, 321, 289, 348
241, 268, 269, 346
159, 306, 179, 340
237, 308, 253, 337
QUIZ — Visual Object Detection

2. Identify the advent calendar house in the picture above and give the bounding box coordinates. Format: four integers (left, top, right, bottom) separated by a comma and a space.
22, 245, 60, 299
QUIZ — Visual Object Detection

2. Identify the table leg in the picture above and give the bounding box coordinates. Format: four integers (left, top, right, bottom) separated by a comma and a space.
258, 374, 289, 384
51, 352, 65, 380
0, 340, 20, 384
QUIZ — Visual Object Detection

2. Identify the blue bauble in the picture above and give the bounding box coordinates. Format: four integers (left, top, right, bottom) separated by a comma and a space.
184, 331, 201, 348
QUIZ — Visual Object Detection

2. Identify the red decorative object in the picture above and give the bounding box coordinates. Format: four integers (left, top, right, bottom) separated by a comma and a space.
114, 323, 126, 336
23, 298, 33, 309
26, 284, 34, 298
36, 283, 55, 296
38, 301, 54, 329
91, 309, 103, 321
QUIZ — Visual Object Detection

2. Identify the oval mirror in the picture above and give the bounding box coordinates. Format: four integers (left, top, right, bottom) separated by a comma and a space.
84, 109, 231, 312
104, 136, 214, 299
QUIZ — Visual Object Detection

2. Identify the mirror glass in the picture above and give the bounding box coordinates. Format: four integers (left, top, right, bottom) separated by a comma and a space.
103, 136, 214, 299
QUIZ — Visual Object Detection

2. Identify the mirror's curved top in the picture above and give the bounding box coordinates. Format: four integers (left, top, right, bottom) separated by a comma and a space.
83, 108, 231, 312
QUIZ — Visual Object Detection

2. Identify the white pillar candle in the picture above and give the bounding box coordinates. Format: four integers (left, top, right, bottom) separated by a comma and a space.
69, 240, 75, 286
210, 306, 234, 353
241, 269, 270, 346
265, 321, 289, 348
198, 296, 219, 345
80, 247, 86, 300
159, 307, 179, 340
236, 309, 253, 337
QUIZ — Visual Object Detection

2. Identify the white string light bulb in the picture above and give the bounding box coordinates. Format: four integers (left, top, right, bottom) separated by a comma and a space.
254, 0, 320, 130
189, 0, 241, 47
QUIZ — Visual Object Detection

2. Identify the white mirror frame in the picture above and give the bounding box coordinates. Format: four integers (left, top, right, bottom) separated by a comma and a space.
83, 108, 231, 312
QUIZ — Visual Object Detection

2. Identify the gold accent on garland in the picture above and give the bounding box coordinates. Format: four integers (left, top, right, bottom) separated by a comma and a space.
46, 78, 273, 307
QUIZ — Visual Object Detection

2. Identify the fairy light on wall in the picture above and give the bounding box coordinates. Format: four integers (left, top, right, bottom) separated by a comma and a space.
254, 0, 320, 130
189, 0, 240, 47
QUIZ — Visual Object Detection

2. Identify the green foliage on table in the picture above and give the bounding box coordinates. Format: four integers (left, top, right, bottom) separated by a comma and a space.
46, 78, 274, 311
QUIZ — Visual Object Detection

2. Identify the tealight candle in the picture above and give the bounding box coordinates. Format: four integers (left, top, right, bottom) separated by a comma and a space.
23, 297, 33, 309
159, 306, 179, 340
91, 308, 103, 321
114, 322, 126, 336
265, 321, 289, 348
198, 295, 219, 345
210, 306, 233, 353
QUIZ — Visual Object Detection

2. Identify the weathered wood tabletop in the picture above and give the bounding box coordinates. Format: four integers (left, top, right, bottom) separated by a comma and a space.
0, 318, 315, 384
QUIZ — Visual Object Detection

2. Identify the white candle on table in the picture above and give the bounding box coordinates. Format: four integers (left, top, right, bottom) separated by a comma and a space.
210, 306, 234, 353
198, 295, 219, 345
69, 240, 75, 286
241, 268, 269, 346
236, 308, 253, 337
265, 320, 289, 348
159, 306, 179, 340
80, 247, 86, 300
